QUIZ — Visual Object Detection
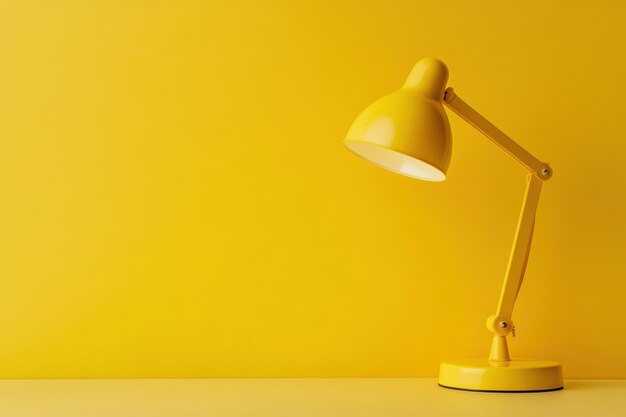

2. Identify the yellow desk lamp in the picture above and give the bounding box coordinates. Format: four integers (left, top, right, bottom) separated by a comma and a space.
344, 58, 563, 393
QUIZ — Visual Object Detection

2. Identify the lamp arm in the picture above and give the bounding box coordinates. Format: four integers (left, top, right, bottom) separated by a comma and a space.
496, 173, 542, 320
443, 88, 553, 180
442, 87, 552, 361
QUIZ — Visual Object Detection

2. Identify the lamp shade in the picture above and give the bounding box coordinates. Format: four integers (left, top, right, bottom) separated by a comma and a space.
344, 58, 452, 181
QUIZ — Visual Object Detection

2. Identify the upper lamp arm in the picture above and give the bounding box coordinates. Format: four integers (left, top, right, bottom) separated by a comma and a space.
443, 87, 553, 181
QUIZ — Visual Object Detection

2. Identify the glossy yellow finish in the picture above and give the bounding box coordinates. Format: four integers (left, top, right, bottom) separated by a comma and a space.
345, 58, 561, 391
2, 1, 626, 379
442, 85, 562, 391
489, 336, 511, 362
345, 58, 451, 181
439, 359, 563, 392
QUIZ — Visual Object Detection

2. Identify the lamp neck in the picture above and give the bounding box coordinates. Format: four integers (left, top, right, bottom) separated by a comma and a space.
489, 336, 511, 362
403, 58, 449, 100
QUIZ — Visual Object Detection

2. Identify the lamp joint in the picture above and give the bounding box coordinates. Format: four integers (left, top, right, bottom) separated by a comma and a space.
535, 163, 553, 180
443, 87, 456, 103
486, 314, 513, 336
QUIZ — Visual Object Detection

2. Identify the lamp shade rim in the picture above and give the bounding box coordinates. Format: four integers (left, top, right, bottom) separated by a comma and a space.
344, 139, 446, 182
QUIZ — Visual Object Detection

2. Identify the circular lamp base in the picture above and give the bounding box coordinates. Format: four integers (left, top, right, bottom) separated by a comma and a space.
439, 358, 563, 393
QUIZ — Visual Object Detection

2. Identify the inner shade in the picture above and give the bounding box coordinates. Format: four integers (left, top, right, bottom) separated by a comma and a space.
345, 141, 446, 182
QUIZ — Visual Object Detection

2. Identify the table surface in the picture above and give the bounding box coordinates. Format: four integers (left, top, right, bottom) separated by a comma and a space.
0, 378, 624, 417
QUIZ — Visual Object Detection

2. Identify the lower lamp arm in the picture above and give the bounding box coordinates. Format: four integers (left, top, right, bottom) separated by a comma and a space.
495, 174, 542, 321
442, 88, 553, 362
486, 173, 542, 361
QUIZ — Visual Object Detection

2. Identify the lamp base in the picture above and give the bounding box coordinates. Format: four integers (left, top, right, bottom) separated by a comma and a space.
439, 358, 563, 393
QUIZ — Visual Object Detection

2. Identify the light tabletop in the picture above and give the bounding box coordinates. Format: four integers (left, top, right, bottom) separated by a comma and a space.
0, 378, 624, 416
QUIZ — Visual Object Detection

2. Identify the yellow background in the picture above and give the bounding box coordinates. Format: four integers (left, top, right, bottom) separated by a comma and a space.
0, 0, 625, 379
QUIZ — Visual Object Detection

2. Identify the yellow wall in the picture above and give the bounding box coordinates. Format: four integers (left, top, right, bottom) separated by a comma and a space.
0, 0, 625, 378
